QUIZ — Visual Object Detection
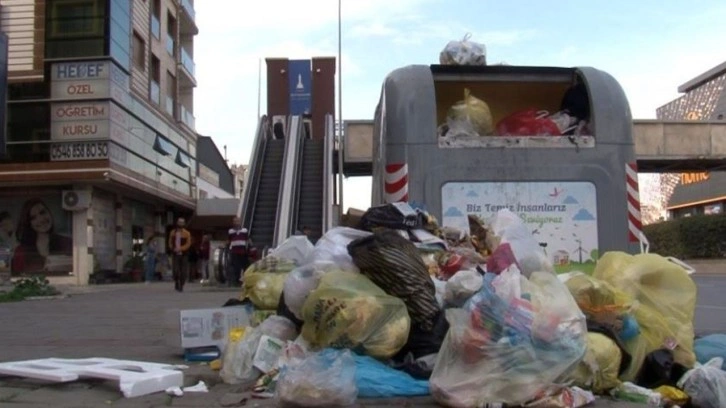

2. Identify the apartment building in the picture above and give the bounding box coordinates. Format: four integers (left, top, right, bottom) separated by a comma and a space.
0, 0, 198, 284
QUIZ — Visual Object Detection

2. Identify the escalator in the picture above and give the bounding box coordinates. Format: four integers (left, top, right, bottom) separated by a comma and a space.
248, 138, 286, 250
294, 136, 325, 242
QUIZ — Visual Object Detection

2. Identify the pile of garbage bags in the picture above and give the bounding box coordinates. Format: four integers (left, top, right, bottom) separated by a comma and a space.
211, 201, 714, 407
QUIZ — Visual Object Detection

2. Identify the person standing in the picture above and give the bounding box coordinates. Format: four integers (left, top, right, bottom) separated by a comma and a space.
144, 236, 157, 284
168, 217, 192, 292
227, 216, 251, 287
198, 234, 211, 284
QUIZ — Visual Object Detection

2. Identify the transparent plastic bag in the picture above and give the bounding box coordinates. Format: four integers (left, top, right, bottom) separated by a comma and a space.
487, 209, 553, 277
269, 235, 314, 265
594, 252, 697, 381
276, 348, 357, 407
430, 267, 587, 407
678, 357, 726, 408
444, 269, 483, 307
439, 33, 487, 66
300, 270, 410, 359
283, 261, 345, 320
303, 227, 371, 271
220, 316, 298, 384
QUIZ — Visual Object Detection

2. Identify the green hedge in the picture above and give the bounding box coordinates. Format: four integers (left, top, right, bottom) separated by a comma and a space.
644, 214, 726, 259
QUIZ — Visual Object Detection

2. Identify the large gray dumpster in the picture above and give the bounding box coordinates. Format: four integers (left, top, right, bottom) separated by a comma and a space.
372, 64, 640, 271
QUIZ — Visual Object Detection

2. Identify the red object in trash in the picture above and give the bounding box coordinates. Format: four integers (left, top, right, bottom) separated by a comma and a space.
439, 253, 464, 280
485, 243, 517, 274
495, 109, 562, 136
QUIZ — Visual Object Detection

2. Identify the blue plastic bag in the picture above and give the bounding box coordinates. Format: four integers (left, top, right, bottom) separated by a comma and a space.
695, 334, 726, 368
354, 354, 430, 398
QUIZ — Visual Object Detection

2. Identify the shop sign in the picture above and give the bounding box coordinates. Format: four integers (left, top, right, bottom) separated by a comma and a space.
51, 101, 128, 127
50, 120, 110, 141
50, 61, 129, 101
50, 141, 110, 161
680, 172, 710, 185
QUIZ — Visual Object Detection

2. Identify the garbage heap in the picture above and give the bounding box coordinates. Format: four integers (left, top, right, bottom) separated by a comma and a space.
215, 203, 711, 408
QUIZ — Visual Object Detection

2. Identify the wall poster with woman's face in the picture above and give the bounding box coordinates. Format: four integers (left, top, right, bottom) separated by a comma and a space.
0, 190, 73, 275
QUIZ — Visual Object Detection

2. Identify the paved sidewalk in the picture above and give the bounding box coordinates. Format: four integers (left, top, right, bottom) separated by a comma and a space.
0, 282, 664, 407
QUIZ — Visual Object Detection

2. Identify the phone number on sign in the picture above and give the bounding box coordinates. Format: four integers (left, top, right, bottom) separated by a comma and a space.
50, 142, 109, 161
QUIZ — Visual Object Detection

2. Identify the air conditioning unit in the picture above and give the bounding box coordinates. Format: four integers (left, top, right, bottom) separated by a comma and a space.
62, 190, 92, 211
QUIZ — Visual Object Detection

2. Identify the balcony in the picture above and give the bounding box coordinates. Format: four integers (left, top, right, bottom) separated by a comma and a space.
179, 47, 196, 85
165, 96, 175, 117
166, 36, 175, 56
150, 81, 160, 104
179, 0, 199, 35
151, 15, 160, 39
180, 104, 195, 130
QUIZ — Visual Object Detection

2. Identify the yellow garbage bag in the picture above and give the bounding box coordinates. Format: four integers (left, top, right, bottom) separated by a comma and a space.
301, 270, 411, 359
567, 332, 622, 394
594, 252, 697, 381
564, 271, 634, 334
446, 88, 494, 136
240, 255, 297, 310
242, 271, 289, 310
654, 385, 689, 406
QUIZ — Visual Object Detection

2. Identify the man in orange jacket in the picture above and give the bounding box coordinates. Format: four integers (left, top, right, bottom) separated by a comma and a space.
168, 217, 192, 292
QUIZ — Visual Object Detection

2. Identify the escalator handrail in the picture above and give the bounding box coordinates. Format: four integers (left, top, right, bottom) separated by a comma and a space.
322, 114, 335, 232
240, 115, 270, 230
290, 119, 307, 237
272, 115, 303, 247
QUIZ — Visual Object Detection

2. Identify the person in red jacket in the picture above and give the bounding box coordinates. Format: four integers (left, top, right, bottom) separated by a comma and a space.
227, 216, 252, 287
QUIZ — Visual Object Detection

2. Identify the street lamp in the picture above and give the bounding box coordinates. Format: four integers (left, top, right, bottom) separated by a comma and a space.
337, 0, 344, 217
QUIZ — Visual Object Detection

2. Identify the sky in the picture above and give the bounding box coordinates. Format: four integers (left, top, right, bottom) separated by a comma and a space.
192, 0, 726, 212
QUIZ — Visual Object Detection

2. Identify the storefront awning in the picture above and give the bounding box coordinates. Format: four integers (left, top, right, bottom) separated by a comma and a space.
188, 198, 240, 229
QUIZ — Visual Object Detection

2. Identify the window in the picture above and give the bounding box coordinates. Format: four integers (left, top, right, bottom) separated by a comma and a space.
166, 71, 176, 117
150, 55, 161, 103
48, 0, 104, 37
153, 135, 174, 156
175, 151, 191, 168
45, 0, 105, 58
151, 0, 161, 39
132, 31, 146, 70
166, 12, 176, 56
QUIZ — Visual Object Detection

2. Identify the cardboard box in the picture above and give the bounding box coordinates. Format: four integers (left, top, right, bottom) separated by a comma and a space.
164, 305, 253, 350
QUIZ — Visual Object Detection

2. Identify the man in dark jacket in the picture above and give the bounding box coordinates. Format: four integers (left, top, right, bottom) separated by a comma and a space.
168, 217, 192, 292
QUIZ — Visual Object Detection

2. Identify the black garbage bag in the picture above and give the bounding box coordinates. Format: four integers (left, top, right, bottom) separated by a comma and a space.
359, 203, 425, 232
635, 348, 689, 389
348, 229, 440, 332
560, 81, 591, 121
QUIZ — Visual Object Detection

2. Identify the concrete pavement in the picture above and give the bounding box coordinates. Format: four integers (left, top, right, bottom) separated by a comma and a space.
0, 277, 713, 407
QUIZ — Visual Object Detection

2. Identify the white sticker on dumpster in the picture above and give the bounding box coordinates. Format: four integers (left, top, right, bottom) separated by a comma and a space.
441, 181, 598, 273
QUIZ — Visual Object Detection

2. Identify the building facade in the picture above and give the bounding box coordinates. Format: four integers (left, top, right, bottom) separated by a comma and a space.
0, 0, 198, 284
656, 61, 726, 219
230, 163, 248, 198
196, 136, 234, 199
